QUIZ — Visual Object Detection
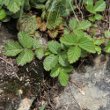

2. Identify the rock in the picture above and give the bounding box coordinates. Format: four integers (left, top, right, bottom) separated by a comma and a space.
17, 98, 34, 110
55, 56, 110, 110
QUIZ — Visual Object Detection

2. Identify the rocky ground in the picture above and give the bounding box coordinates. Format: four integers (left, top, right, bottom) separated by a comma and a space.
0, 23, 110, 110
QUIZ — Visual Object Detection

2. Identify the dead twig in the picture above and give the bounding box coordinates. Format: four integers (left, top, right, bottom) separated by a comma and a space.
75, 0, 84, 19
0, 56, 13, 66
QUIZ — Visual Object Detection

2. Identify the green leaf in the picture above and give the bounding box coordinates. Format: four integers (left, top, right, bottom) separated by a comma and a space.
89, 16, 95, 22
62, 66, 73, 73
18, 32, 33, 48
4, 40, 23, 56
64, 28, 70, 35
79, 37, 96, 53
48, 41, 61, 54
0, 0, 3, 4
85, 0, 106, 14
37, 0, 46, 3
95, 46, 101, 54
17, 49, 34, 66
78, 20, 91, 30
45, 0, 73, 18
43, 54, 58, 71
0, 9, 6, 20
59, 53, 69, 67
58, 69, 69, 86
93, 0, 106, 12
94, 14, 103, 20
81, 50, 88, 58
61, 0, 74, 16
24, 0, 30, 10
50, 67, 60, 78
104, 30, 110, 38
33, 38, 42, 49
85, 4, 94, 14
94, 39, 104, 45
84, 0, 93, 6
73, 30, 86, 37
47, 11, 63, 29
33, 41, 41, 49
105, 41, 110, 53
35, 48, 44, 60
69, 19, 91, 30
2, 0, 24, 13
68, 46, 81, 63
60, 33, 80, 46
69, 18, 78, 30
18, 15, 37, 35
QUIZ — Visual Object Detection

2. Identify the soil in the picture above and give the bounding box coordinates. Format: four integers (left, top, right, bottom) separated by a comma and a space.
0, 24, 44, 110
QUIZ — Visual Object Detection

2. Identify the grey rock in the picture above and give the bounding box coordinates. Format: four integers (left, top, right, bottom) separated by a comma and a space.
55, 56, 110, 110
17, 98, 34, 110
